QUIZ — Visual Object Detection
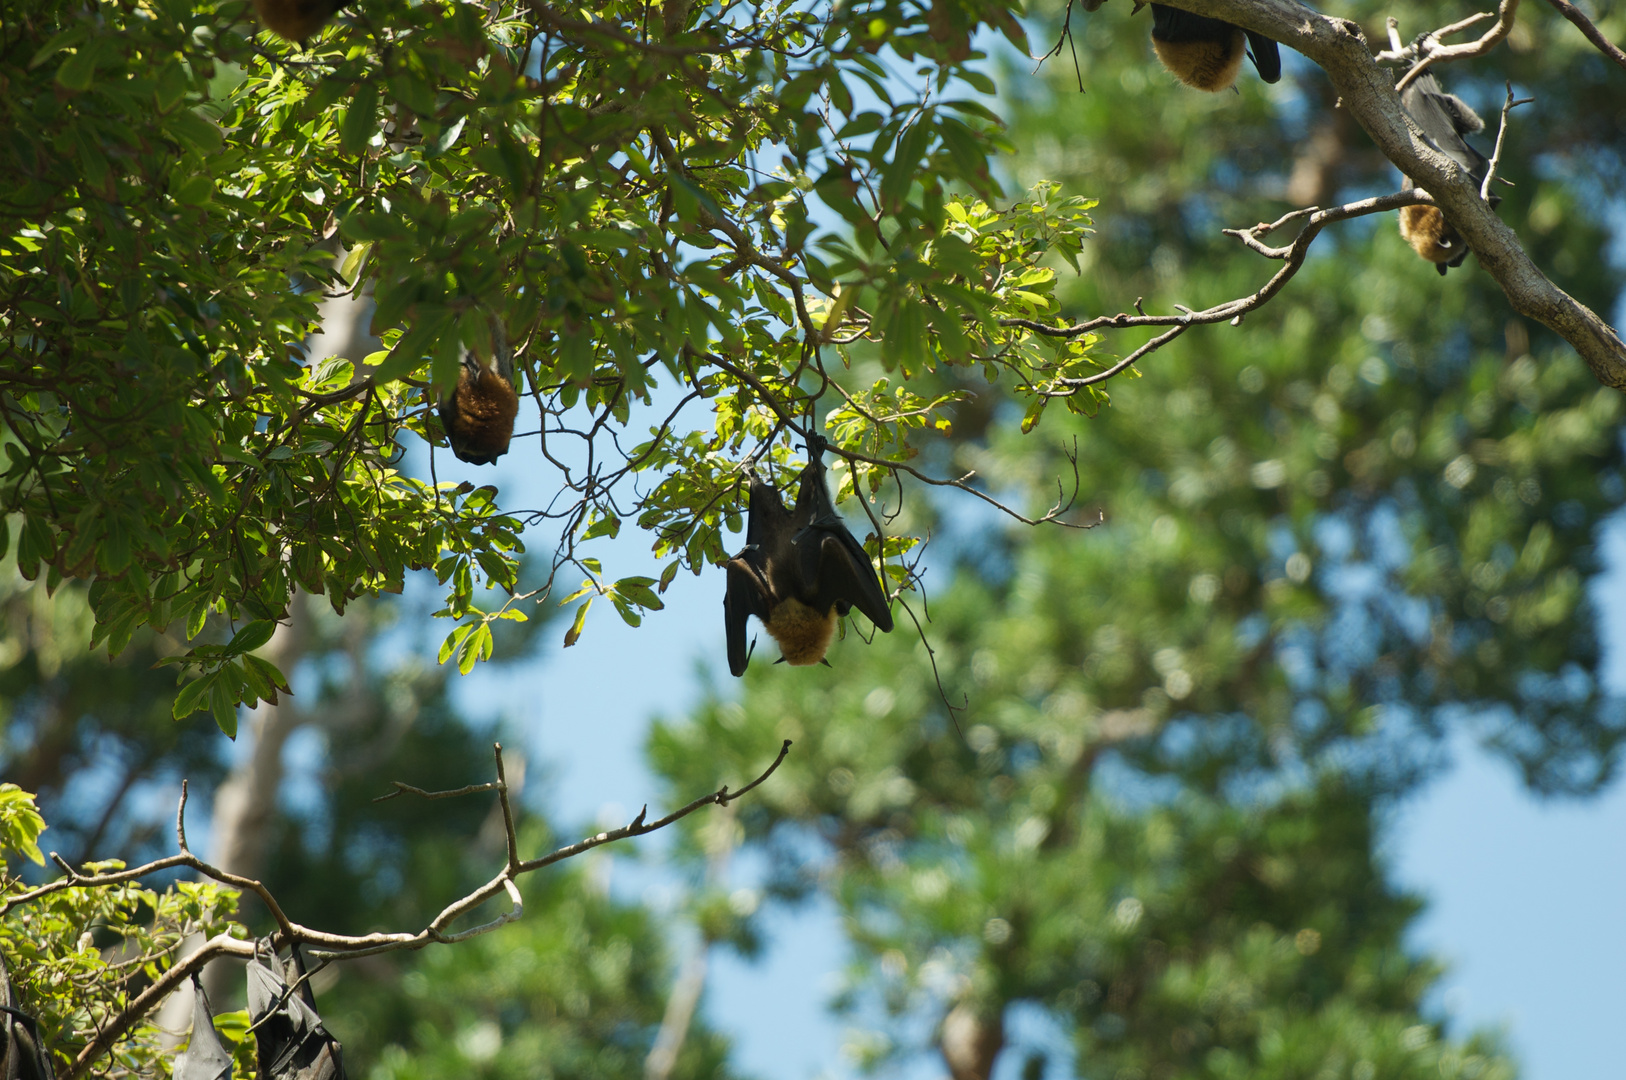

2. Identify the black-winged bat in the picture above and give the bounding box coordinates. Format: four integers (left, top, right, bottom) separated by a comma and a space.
439, 320, 519, 466
173, 975, 233, 1080
247, 944, 346, 1080
252, 0, 350, 42
1, 953, 54, 1080
724, 438, 895, 676
1397, 74, 1502, 275
1148, 4, 1280, 91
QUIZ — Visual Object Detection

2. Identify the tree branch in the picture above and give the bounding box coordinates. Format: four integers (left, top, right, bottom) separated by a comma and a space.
1155, 0, 1626, 386
1541, 0, 1626, 72
13, 741, 795, 1080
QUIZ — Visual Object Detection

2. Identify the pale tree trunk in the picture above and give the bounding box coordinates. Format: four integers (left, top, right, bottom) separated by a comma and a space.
941, 1001, 1005, 1080
644, 805, 740, 1080
160, 275, 376, 1027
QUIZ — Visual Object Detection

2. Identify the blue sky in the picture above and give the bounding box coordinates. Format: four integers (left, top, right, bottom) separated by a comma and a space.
436, 430, 1626, 1080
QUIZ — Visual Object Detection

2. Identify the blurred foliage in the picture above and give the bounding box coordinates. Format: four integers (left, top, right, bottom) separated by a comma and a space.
3, 0, 1624, 1077
0, 558, 228, 866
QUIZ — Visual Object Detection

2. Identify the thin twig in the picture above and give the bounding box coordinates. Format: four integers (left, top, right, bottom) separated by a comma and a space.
1394, 0, 1521, 92
15, 740, 794, 1080
372, 780, 501, 803
1482, 82, 1534, 201
1542, 0, 1626, 72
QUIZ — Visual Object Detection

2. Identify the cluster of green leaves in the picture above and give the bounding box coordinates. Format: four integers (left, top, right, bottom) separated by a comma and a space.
1, 0, 1111, 733
1, 787, 253, 1078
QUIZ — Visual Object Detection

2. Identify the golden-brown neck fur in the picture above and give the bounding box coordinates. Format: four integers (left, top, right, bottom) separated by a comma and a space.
1398, 204, 1460, 264
1153, 33, 1245, 92
764, 598, 837, 666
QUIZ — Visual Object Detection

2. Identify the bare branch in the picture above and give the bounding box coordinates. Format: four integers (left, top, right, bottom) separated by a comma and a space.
372, 779, 502, 803
1482, 82, 1533, 201
64, 935, 258, 1080
1394, 0, 1522, 91
1003, 190, 1424, 390
1376, 10, 1496, 64
13, 741, 794, 1080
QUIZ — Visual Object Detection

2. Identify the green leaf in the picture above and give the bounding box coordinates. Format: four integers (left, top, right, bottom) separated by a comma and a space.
340, 79, 380, 154
167, 109, 224, 155
0, 784, 48, 866
55, 47, 98, 91
173, 673, 213, 721
226, 619, 277, 655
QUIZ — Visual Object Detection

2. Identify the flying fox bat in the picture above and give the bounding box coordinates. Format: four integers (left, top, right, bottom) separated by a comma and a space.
1, 953, 54, 1080
1148, 4, 1280, 91
439, 319, 519, 465
253, 0, 350, 42
723, 438, 894, 676
1397, 74, 1502, 275
247, 944, 346, 1080
173, 975, 233, 1080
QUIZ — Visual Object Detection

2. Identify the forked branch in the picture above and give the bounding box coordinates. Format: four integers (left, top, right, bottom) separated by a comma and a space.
9, 740, 794, 1080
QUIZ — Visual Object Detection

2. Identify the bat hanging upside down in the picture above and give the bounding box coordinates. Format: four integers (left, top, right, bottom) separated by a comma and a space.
1146, 3, 1280, 92
1396, 74, 1502, 276
439, 319, 519, 466
252, 0, 351, 43
724, 438, 895, 676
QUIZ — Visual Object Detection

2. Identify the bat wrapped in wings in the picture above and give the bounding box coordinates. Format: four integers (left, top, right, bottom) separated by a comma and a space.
724, 438, 895, 676
247, 943, 346, 1080
172, 975, 233, 1080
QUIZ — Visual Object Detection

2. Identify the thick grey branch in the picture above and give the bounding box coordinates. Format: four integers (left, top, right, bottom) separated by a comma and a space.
1159, 0, 1626, 387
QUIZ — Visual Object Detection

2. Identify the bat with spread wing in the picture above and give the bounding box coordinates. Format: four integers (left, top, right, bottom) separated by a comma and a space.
724, 437, 894, 676
248, 944, 346, 1080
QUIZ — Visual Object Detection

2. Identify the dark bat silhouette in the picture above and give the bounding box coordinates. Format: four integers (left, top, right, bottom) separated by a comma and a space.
439, 320, 519, 466
173, 975, 232, 1080
1397, 74, 1501, 275
1, 953, 54, 1080
724, 438, 894, 676
247, 944, 346, 1080
252, 0, 350, 42
1147, 4, 1280, 92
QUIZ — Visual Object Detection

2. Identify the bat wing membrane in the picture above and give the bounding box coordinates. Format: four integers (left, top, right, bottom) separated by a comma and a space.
174, 976, 233, 1080
1244, 31, 1280, 82
801, 527, 894, 633
725, 554, 774, 677
724, 474, 799, 676
790, 444, 893, 633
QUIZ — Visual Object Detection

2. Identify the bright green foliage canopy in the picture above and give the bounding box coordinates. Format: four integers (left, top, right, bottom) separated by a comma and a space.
2, 0, 1103, 734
